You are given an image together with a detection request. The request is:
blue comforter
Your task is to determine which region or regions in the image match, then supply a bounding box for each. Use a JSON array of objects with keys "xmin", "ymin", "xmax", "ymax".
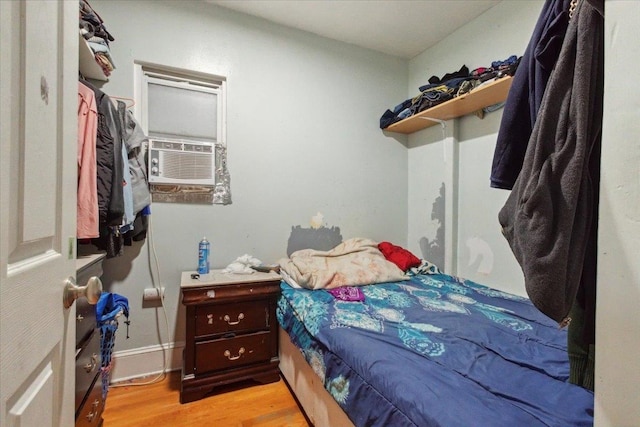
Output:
[{"xmin": 277, "ymin": 273, "xmax": 594, "ymax": 427}]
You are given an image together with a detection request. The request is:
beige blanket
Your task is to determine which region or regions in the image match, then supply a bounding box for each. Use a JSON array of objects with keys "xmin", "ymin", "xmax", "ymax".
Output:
[{"xmin": 278, "ymin": 237, "xmax": 408, "ymax": 290}]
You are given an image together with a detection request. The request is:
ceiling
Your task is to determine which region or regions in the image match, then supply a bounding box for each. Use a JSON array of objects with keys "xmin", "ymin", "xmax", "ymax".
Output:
[{"xmin": 208, "ymin": 0, "xmax": 501, "ymax": 59}]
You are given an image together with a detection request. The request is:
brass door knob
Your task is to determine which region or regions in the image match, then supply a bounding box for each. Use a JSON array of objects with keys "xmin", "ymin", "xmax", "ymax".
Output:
[{"xmin": 63, "ymin": 276, "xmax": 102, "ymax": 309}]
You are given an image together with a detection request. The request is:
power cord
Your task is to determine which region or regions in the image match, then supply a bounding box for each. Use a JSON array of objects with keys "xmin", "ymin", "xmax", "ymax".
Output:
[{"xmin": 110, "ymin": 212, "xmax": 172, "ymax": 388}]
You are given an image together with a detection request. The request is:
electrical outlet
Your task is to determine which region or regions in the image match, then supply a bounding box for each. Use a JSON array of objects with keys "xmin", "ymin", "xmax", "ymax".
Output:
[{"xmin": 143, "ymin": 287, "xmax": 165, "ymax": 301}]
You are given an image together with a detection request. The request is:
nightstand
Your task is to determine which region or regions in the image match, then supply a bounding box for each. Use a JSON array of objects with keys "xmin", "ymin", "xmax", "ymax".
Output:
[{"xmin": 180, "ymin": 270, "xmax": 282, "ymax": 403}]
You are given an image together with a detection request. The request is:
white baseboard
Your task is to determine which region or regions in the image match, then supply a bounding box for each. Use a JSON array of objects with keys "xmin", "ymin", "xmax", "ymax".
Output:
[{"xmin": 109, "ymin": 341, "xmax": 185, "ymax": 383}]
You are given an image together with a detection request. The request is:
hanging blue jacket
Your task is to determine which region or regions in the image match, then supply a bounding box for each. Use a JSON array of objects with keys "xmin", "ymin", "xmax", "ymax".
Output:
[{"xmin": 490, "ymin": 0, "xmax": 572, "ymax": 189}]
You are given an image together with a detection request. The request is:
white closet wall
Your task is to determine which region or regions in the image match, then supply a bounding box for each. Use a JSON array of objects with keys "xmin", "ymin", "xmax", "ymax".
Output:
[{"xmin": 595, "ymin": 1, "xmax": 640, "ymax": 425}]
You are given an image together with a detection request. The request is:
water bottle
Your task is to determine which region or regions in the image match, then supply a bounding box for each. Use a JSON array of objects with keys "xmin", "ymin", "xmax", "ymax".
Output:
[{"xmin": 198, "ymin": 237, "xmax": 210, "ymax": 274}]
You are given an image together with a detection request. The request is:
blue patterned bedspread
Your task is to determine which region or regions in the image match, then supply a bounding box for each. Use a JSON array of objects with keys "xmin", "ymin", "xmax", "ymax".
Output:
[{"xmin": 277, "ymin": 273, "xmax": 594, "ymax": 427}]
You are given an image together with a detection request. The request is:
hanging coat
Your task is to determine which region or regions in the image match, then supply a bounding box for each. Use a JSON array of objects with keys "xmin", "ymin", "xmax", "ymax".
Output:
[
  {"xmin": 498, "ymin": 0, "xmax": 604, "ymax": 325},
  {"xmin": 490, "ymin": 0, "xmax": 572, "ymax": 190},
  {"xmin": 117, "ymin": 101, "xmax": 151, "ymax": 215}
]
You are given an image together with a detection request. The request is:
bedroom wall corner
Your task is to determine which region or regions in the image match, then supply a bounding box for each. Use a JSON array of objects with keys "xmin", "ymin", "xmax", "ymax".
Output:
[{"xmin": 406, "ymin": 1, "xmax": 543, "ymax": 295}]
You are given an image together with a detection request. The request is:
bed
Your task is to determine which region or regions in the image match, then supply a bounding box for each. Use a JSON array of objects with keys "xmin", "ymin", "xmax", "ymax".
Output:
[{"xmin": 277, "ymin": 271, "xmax": 594, "ymax": 426}]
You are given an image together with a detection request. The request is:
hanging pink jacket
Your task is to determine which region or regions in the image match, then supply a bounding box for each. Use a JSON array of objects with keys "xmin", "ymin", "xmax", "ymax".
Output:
[{"xmin": 77, "ymin": 82, "xmax": 99, "ymax": 238}]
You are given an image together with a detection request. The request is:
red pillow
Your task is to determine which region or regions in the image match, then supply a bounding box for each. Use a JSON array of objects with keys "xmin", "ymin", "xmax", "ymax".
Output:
[{"xmin": 378, "ymin": 242, "xmax": 421, "ymax": 271}]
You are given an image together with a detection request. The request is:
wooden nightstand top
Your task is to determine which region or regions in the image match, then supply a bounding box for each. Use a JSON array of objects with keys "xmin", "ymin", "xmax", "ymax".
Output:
[{"xmin": 180, "ymin": 269, "xmax": 281, "ymax": 289}]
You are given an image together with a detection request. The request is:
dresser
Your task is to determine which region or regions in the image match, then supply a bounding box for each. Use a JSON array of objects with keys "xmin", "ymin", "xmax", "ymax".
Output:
[
  {"xmin": 75, "ymin": 251, "xmax": 106, "ymax": 426},
  {"xmin": 180, "ymin": 270, "xmax": 282, "ymax": 403}
]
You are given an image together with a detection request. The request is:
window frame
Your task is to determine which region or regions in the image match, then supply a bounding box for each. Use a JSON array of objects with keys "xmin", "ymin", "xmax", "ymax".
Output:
[
  {"xmin": 133, "ymin": 62, "xmax": 232, "ymax": 204},
  {"xmin": 133, "ymin": 62, "xmax": 227, "ymax": 146}
]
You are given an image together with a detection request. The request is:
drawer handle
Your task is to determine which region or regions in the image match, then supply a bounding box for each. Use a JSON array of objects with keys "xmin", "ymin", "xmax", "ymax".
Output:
[
  {"xmin": 223, "ymin": 347, "xmax": 245, "ymax": 361},
  {"xmin": 85, "ymin": 399, "xmax": 100, "ymax": 422},
  {"xmin": 84, "ymin": 353, "xmax": 98, "ymax": 373},
  {"xmin": 223, "ymin": 313, "xmax": 244, "ymax": 325}
]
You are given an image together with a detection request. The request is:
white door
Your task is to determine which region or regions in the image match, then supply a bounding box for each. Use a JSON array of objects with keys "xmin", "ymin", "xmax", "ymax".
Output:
[{"xmin": 0, "ymin": 1, "xmax": 78, "ymax": 426}]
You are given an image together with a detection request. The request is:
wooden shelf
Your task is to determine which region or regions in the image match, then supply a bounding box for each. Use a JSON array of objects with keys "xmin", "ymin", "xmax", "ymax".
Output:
[
  {"xmin": 79, "ymin": 33, "xmax": 108, "ymax": 81},
  {"xmin": 384, "ymin": 76, "xmax": 513, "ymax": 134}
]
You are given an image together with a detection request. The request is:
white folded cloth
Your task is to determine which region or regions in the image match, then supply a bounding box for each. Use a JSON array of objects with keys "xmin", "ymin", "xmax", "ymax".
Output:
[{"xmin": 222, "ymin": 254, "xmax": 262, "ymax": 274}]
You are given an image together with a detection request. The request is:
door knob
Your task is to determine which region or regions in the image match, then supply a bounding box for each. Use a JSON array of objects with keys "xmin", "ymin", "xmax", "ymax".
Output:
[{"xmin": 63, "ymin": 276, "xmax": 102, "ymax": 309}]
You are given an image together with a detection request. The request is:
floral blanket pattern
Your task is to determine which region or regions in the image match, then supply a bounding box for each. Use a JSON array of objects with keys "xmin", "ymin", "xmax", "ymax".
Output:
[{"xmin": 277, "ymin": 273, "xmax": 594, "ymax": 427}]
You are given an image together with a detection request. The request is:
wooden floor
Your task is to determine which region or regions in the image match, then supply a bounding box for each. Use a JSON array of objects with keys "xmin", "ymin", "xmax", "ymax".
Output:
[{"xmin": 102, "ymin": 372, "xmax": 310, "ymax": 427}]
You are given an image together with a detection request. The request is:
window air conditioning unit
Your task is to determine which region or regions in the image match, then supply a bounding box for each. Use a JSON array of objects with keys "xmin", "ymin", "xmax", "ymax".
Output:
[{"xmin": 148, "ymin": 138, "xmax": 216, "ymax": 186}]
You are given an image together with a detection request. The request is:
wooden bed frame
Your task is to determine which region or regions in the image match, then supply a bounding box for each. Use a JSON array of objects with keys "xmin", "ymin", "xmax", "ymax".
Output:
[{"xmin": 278, "ymin": 327, "xmax": 355, "ymax": 427}]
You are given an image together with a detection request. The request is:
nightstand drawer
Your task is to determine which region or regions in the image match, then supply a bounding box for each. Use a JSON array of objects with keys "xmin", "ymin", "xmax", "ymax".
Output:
[
  {"xmin": 76, "ymin": 297, "xmax": 97, "ymax": 348},
  {"xmin": 75, "ymin": 329, "xmax": 101, "ymax": 410},
  {"xmin": 195, "ymin": 331, "xmax": 271, "ymax": 374},
  {"xmin": 195, "ymin": 300, "xmax": 269, "ymax": 337},
  {"xmin": 76, "ymin": 376, "xmax": 105, "ymax": 427}
]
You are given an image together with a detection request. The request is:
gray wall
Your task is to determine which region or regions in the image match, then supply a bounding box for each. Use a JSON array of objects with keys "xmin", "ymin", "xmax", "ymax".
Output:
[{"xmin": 92, "ymin": 0, "xmax": 408, "ymax": 359}]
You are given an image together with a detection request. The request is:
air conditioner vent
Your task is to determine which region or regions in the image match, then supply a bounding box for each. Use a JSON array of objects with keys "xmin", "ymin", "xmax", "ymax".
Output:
[
  {"xmin": 148, "ymin": 138, "xmax": 215, "ymax": 186},
  {"xmin": 161, "ymin": 152, "xmax": 213, "ymax": 180}
]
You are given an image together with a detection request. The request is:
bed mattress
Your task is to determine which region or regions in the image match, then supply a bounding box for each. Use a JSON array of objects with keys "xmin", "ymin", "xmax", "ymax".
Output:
[{"xmin": 277, "ymin": 273, "xmax": 594, "ymax": 427}]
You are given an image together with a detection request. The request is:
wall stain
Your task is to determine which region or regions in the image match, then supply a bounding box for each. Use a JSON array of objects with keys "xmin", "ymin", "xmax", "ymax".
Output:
[
  {"xmin": 419, "ymin": 182, "xmax": 445, "ymax": 269},
  {"xmin": 287, "ymin": 225, "xmax": 343, "ymax": 257},
  {"xmin": 466, "ymin": 236, "xmax": 494, "ymax": 275}
]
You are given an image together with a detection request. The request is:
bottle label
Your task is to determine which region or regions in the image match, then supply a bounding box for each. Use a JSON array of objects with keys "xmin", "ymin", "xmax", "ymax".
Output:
[{"xmin": 198, "ymin": 242, "xmax": 210, "ymax": 274}]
